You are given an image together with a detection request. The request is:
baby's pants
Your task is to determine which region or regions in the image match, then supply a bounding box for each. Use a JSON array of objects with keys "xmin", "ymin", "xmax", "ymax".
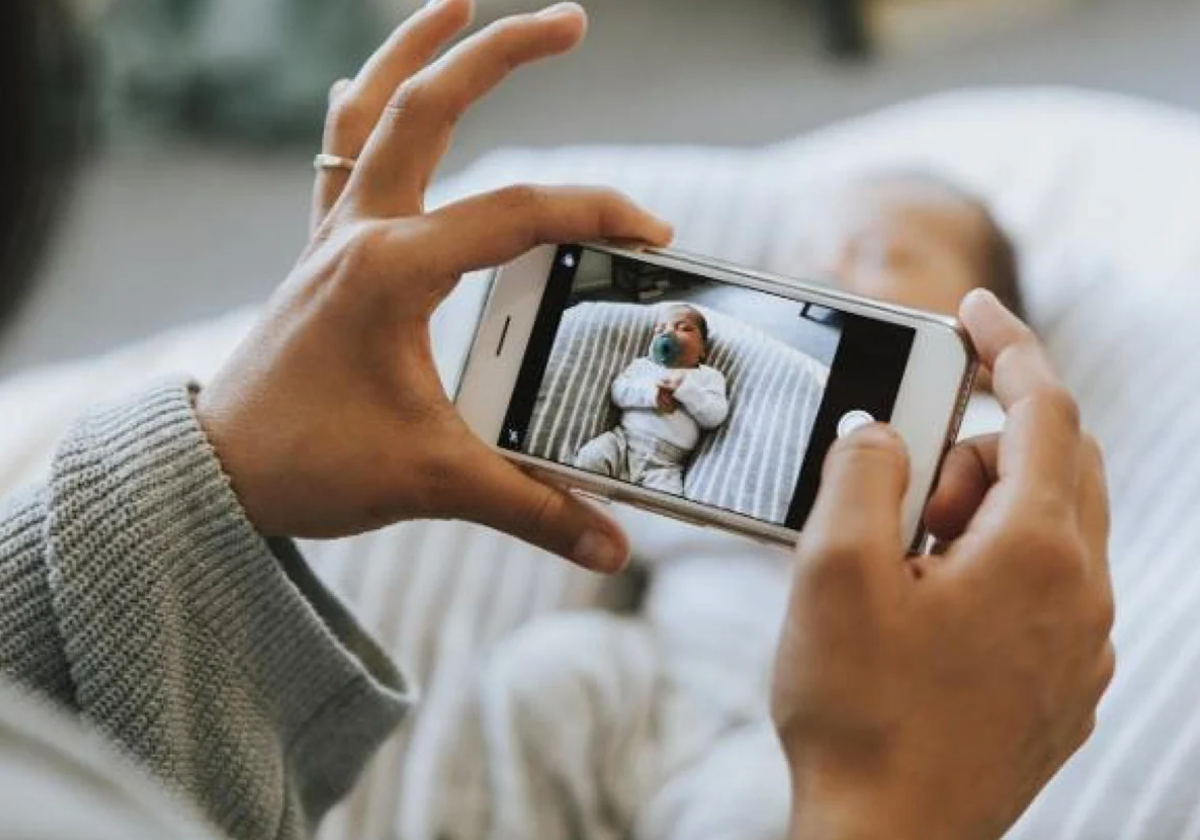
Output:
[
  {"xmin": 456, "ymin": 612, "xmax": 791, "ymax": 840},
  {"xmin": 575, "ymin": 427, "xmax": 688, "ymax": 495}
]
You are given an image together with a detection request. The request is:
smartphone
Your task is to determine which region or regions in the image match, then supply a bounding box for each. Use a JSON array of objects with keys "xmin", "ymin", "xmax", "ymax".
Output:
[{"xmin": 456, "ymin": 243, "xmax": 976, "ymax": 551}]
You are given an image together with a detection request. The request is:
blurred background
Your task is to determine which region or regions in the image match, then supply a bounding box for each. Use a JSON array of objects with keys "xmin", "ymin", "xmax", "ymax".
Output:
[{"xmin": 3, "ymin": 0, "xmax": 1198, "ymax": 377}]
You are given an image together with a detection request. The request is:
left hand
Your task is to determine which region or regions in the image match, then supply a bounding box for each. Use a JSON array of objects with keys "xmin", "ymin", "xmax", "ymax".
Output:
[
  {"xmin": 197, "ymin": 0, "xmax": 672, "ymax": 573},
  {"xmin": 655, "ymin": 386, "xmax": 679, "ymax": 413}
]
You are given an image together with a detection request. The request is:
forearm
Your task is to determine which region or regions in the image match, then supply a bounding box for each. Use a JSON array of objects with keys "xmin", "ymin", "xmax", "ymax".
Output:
[
  {"xmin": 0, "ymin": 487, "xmax": 73, "ymax": 705},
  {"xmin": 611, "ymin": 367, "xmax": 659, "ymax": 409},
  {"xmin": 0, "ymin": 383, "xmax": 412, "ymax": 840},
  {"xmin": 783, "ymin": 749, "xmax": 1011, "ymax": 840},
  {"xmin": 672, "ymin": 376, "xmax": 729, "ymax": 428}
]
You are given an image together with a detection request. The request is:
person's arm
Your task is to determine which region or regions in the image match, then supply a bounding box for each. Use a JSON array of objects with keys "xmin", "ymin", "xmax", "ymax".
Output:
[
  {"xmin": 2, "ymin": 1, "xmax": 674, "ymax": 835},
  {"xmin": 0, "ymin": 383, "xmax": 412, "ymax": 839},
  {"xmin": 670, "ymin": 367, "xmax": 729, "ymax": 429},
  {"xmin": 611, "ymin": 359, "xmax": 660, "ymax": 410},
  {"xmin": 772, "ymin": 290, "xmax": 1114, "ymax": 840}
]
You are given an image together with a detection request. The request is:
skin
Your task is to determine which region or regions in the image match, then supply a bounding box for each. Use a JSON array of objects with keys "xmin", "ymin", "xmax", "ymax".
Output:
[
  {"xmin": 198, "ymin": 0, "xmax": 673, "ymax": 572},
  {"xmin": 774, "ymin": 290, "xmax": 1113, "ymax": 840},
  {"xmin": 651, "ymin": 304, "xmax": 706, "ymax": 413},
  {"xmin": 805, "ymin": 175, "xmax": 993, "ymax": 316},
  {"xmin": 193, "ymin": 3, "xmax": 1114, "ymax": 839},
  {"xmin": 808, "ymin": 175, "xmax": 1004, "ymax": 391}
]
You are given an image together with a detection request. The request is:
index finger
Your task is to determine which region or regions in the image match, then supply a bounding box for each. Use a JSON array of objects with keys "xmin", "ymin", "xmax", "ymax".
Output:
[
  {"xmin": 958, "ymin": 289, "xmax": 1081, "ymax": 495},
  {"xmin": 314, "ymin": 0, "xmax": 474, "ymax": 216},
  {"xmin": 415, "ymin": 184, "xmax": 673, "ymax": 275},
  {"xmin": 331, "ymin": 0, "xmax": 474, "ymax": 159},
  {"xmin": 352, "ymin": 0, "xmax": 474, "ymax": 113},
  {"xmin": 354, "ymin": 3, "xmax": 588, "ymax": 213}
]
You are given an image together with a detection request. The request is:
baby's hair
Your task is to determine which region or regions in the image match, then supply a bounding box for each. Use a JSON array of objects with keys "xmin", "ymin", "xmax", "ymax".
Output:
[
  {"xmin": 858, "ymin": 170, "xmax": 1025, "ymax": 319},
  {"xmin": 661, "ymin": 303, "xmax": 710, "ymax": 347}
]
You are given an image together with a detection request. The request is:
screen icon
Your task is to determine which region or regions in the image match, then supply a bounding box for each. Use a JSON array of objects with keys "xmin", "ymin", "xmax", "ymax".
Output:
[
  {"xmin": 506, "ymin": 428, "xmax": 522, "ymax": 447},
  {"xmin": 562, "ymin": 253, "xmax": 577, "ymax": 269}
]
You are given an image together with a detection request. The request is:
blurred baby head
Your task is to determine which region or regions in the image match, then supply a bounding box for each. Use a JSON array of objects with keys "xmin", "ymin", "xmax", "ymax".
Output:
[
  {"xmin": 794, "ymin": 171, "xmax": 1023, "ymax": 319},
  {"xmin": 651, "ymin": 303, "xmax": 709, "ymax": 368}
]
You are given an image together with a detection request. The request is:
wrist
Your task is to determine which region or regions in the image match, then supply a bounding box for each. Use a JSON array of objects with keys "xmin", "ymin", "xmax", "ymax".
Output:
[
  {"xmin": 788, "ymin": 791, "xmax": 898, "ymax": 840},
  {"xmin": 785, "ymin": 756, "xmax": 943, "ymax": 840},
  {"xmin": 786, "ymin": 761, "xmax": 1002, "ymax": 840},
  {"xmin": 193, "ymin": 384, "xmax": 276, "ymax": 537},
  {"xmin": 787, "ymin": 764, "xmax": 894, "ymax": 840}
]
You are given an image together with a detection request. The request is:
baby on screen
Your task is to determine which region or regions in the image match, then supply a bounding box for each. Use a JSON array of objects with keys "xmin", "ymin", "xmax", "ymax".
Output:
[{"xmin": 573, "ymin": 303, "xmax": 729, "ymax": 495}]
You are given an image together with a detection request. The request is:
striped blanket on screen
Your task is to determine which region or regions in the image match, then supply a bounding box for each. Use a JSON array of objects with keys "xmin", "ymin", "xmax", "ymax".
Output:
[{"xmin": 524, "ymin": 301, "xmax": 828, "ymax": 525}]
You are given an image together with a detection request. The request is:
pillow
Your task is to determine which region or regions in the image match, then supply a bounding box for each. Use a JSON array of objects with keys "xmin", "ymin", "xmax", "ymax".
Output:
[{"xmin": 1005, "ymin": 277, "xmax": 1200, "ymax": 840}]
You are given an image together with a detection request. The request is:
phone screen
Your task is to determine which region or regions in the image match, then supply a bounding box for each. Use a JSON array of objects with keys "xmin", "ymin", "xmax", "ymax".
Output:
[{"xmin": 498, "ymin": 245, "xmax": 915, "ymax": 530}]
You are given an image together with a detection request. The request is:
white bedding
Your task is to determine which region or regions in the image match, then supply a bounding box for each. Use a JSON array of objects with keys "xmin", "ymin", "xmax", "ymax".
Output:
[{"xmin": 2, "ymin": 87, "xmax": 1200, "ymax": 840}]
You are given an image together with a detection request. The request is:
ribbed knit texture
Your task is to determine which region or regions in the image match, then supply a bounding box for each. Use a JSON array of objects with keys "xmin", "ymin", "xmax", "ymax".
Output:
[{"xmin": 0, "ymin": 382, "xmax": 413, "ymax": 840}]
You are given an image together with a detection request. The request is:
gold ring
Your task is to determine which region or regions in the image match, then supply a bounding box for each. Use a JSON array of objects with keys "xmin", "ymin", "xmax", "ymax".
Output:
[{"xmin": 314, "ymin": 153, "xmax": 357, "ymax": 172}]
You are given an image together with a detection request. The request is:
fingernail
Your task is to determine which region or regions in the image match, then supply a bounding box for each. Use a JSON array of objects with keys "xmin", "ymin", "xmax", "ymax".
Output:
[
  {"xmin": 536, "ymin": 1, "xmax": 582, "ymax": 18},
  {"xmin": 329, "ymin": 79, "xmax": 351, "ymax": 102},
  {"xmin": 962, "ymin": 287, "xmax": 999, "ymax": 313},
  {"xmin": 573, "ymin": 529, "xmax": 626, "ymax": 573}
]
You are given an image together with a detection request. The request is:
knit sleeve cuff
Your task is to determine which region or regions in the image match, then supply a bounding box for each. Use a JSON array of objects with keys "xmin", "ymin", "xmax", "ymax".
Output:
[{"xmin": 43, "ymin": 381, "xmax": 412, "ymax": 816}]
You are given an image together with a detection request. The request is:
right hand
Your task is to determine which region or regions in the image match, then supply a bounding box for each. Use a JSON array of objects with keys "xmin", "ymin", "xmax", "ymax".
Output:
[
  {"xmin": 656, "ymin": 385, "xmax": 680, "ymax": 413},
  {"xmin": 771, "ymin": 289, "xmax": 1114, "ymax": 840}
]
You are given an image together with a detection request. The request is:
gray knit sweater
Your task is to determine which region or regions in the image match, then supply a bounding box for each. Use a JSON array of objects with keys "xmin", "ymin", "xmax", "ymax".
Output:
[{"xmin": 0, "ymin": 383, "xmax": 413, "ymax": 839}]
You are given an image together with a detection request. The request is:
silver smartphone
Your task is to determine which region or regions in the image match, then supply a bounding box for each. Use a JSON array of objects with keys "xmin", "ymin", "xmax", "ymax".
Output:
[{"xmin": 456, "ymin": 243, "xmax": 976, "ymax": 550}]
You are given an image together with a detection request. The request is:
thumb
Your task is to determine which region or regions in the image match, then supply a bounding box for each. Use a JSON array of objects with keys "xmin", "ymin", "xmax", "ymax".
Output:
[
  {"xmin": 455, "ymin": 451, "xmax": 631, "ymax": 574},
  {"xmin": 800, "ymin": 423, "xmax": 911, "ymax": 580},
  {"xmin": 923, "ymin": 434, "xmax": 999, "ymax": 543},
  {"xmin": 418, "ymin": 185, "xmax": 674, "ymax": 278}
]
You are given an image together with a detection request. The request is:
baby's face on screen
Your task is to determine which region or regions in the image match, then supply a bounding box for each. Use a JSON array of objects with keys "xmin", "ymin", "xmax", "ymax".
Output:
[{"xmin": 650, "ymin": 305, "xmax": 707, "ymax": 369}]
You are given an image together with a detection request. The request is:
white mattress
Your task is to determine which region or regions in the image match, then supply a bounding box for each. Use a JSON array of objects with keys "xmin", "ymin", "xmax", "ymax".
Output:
[{"xmin": 2, "ymin": 87, "xmax": 1199, "ymax": 840}]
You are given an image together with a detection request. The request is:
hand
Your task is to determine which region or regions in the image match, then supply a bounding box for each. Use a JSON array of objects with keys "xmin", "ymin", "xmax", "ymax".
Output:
[
  {"xmin": 771, "ymin": 289, "xmax": 1114, "ymax": 840},
  {"xmin": 196, "ymin": 0, "xmax": 672, "ymax": 573},
  {"xmin": 655, "ymin": 386, "xmax": 680, "ymax": 413},
  {"xmin": 659, "ymin": 371, "xmax": 684, "ymax": 390}
]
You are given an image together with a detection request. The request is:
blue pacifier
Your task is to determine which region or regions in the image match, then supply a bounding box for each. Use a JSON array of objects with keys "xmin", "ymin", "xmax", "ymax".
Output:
[{"xmin": 651, "ymin": 333, "xmax": 682, "ymax": 366}]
